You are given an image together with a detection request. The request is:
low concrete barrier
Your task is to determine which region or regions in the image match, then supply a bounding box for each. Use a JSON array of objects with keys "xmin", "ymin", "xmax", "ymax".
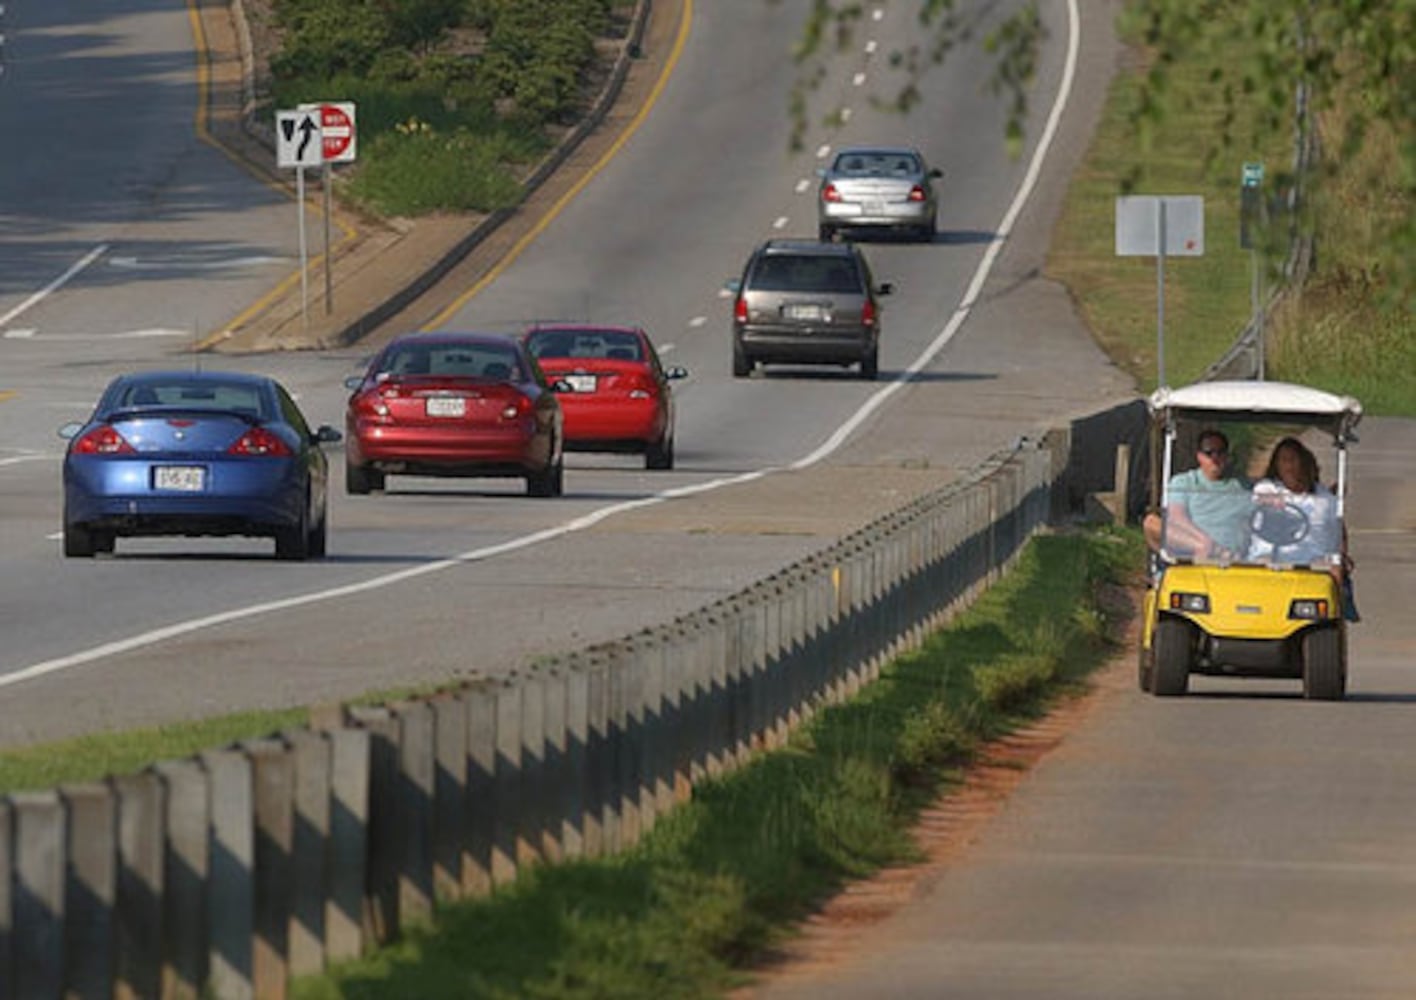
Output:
[{"xmin": 0, "ymin": 407, "xmax": 1146, "ymax": 997}]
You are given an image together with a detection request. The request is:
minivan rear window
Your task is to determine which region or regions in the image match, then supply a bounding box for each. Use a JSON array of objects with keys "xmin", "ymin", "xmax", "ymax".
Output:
[{"xmin": 750, "ymin": 255, "xmax": 861, "ymax": 294}]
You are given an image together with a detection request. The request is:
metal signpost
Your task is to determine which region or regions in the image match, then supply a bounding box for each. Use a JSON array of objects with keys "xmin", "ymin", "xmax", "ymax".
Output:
[
  {"xmin": 299, "ymin": 102, "xmax": 358, "ymax": 314},
  {"xmin": 276, "ymin": 109, "xmax": 323, "ymax": 331},
  {"xmin": 1116, "ymin": 195, "xmax": 1205, "ymax": 388},
  {"xmin": 1241, "ymin": 162, "xmax": 1266, "ymax": 379}
]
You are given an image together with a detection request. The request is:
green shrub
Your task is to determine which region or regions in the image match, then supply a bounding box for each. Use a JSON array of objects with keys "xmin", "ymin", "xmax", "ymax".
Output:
[{"xmin": 344, "ymin": 124, "xmax": 531, "ymax": 216}]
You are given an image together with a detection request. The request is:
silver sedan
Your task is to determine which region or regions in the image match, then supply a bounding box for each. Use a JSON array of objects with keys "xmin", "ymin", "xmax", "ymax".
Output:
[{"xmin": 817, "ymin": 146, "xmax": 942, "ymax": 243}]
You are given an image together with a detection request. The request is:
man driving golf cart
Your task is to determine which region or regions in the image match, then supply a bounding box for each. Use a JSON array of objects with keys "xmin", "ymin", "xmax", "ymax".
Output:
[{"xmin": 1139, "ymin": 381, "xmax": 1362, "ymax": 700}]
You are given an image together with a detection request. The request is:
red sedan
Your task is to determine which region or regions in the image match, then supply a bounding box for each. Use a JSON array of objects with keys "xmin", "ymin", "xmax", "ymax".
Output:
[
  {"xmin": 344, "ymin": 332, "xmax": 564, "ymax": 497},
  {"xmin": 521, "ymin": 324, "xmax": 687, "ymax": 470}
]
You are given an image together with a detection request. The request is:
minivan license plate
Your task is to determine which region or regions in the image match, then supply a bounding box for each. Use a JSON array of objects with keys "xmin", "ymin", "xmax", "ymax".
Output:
[
  {"xmin": 784, "ymin": 304, "xmax": 826, "ymax": 321},
  {"xmin": 154, "ymin": 466, "xmax": 205, "ymax": 491}
]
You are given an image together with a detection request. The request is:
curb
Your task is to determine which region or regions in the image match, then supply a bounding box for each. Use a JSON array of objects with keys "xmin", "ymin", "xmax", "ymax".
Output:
[{"xmin": 207, "ymin": 0, "xmax": 658, "ymax": 352}]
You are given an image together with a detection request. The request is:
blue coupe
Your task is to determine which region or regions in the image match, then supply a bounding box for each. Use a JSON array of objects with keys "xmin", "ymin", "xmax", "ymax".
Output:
[{"xmin": 60, "ymin": 371, "xmax": 342, "ymax": 560}]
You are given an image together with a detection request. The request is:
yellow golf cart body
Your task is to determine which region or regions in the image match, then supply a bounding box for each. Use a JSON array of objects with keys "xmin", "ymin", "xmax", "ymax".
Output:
[{"xmin": 1139, "ymin": 381, "xmax": 1362, "ymax": 699}]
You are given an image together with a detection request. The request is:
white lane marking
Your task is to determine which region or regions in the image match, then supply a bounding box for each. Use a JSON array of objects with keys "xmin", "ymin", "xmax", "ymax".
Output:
[
  {"xmin": 840, "ymin": 107, "xmax": 853, "ymax": 122},
  {"xmin": 793, "ymin": 0, "xmax": 1080, "ymax": 469},
  {"xmin": 795, "ymin": 179, "xmax": 811, "ymax": 194},
  {"xmin": 0, "ymin": 0, "xmax": 1084, "ymax": 691},
  {"xmin": 690, "ymin": 316, "xmax": 708, "ymax": 328},
  {"xmin": 0, "ymin": 245, "xmax": 108, "ymax": 327},
  {"xmin": 772, "ymin": 216, "xmax": 789, "ymax": 230},
  {"xmin": 109, "ymin": 255, "xmax": 287, "ymax": 270},
  {"xmin": 865, "ymin": 40, "xmax": 878, "ymax": 55},
  {"xmin": 0, "ymin": 453, "xmax": 54, "ymax": 468},
  {"xmin": 872, "ymin": 8, "xmax": 884, "ymax": 21},
  {"xmin": 853, "ymin": 72, "xmax": 867, "ymax": 86},
  {"xmin": 717, "ymin": 287, "xmax": 733, "ymax": 298},
  {"xmin": 3, "ymin": 328, "xmax": 36, "ymax": 339},
  {"xmin": 45, "ymin": 532, "xmax": 62, "ymax": 540},
  {"xmin": 816, "ymin": 144, "xmax": 831, "ymax": 159},
  {"xmin": 660, "ymin": 342, "xmax": 679, "ymax": 351}
]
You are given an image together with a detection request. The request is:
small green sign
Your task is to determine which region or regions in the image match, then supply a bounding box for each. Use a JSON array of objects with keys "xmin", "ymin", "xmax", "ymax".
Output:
[{"xmin": 1242, "ymin": 162, "xmax": 1264, "ymax": 188}]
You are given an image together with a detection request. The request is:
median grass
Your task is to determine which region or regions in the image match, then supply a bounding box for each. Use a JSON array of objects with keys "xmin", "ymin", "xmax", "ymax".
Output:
[{"xmin": 290, "ymin": 526, "xmax": 1143, "ymax": 1000}]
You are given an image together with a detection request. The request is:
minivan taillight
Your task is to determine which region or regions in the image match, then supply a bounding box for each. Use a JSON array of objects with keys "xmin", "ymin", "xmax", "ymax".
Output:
[
  {"xmin": 908, "ymin": 184, "xmax": 927, "ymax": 202},
  {"xmin": 861, "ymin": 299, "xmax": 877, "ymax": 327},
  {"xmin": 822, "ymin": 183, "xmax": 842, "ymax": 203},
  {"xmin": 73, "ymin": 426, "xmax": 135, "ymax": 455},
  {"xmin": 734, "ymin": 297, "xmax": 748, "ymax": 324}
]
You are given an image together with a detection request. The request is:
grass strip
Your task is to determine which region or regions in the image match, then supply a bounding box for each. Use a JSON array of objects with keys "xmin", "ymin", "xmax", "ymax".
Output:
[{"xmin": 292, "ymin": 526, "xmax": 1144, "ymax": 1000}]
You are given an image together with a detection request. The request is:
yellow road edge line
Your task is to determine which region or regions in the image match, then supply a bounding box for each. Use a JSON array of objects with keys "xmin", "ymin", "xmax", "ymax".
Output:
[
  {"xmin": 424, "ymin": 0, "xmax": 694, "ymax": 331},
  {"xmin": 185, "ymin": 0, "xmax": 357, "ymax": 348},
  {"xmin": 0, "ymin": 390, "xmax": 17, "ymax": 404}
]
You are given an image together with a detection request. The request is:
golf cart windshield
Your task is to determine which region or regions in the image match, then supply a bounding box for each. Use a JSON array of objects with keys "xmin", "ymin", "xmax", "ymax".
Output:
[{"xmin": 1149, "ymin": 381, "xmax": 1362, "ymax": 569}]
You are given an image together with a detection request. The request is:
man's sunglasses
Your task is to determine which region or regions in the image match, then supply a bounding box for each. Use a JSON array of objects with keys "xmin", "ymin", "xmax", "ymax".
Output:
[{"xmin": 1199, "ymin": 447, "xmax": 1228, "ymax": 458}]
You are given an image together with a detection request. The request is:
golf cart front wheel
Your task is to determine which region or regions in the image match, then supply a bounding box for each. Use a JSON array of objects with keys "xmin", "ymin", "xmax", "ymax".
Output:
[{"xmin": 1151, "ymin": 618, "xmax": 1194, "ymax": 697}]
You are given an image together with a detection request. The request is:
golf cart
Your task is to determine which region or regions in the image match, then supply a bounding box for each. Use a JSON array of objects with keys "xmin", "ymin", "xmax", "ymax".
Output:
[{"xmin": 1139, "ymin": 380, "xmax": 1363, "ymax": 699}]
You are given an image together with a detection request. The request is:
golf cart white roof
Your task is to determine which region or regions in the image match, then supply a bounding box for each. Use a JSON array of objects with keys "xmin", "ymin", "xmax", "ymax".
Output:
[{"xmin": 1149, "ymin": 380, "xmax": 1363, "ymax": 437}]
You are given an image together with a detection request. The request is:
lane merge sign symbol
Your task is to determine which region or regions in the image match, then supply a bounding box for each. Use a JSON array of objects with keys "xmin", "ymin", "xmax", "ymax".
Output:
[
  {"xmin": 298, "ymin": 101, "xmax": 358, "ymax": 163},
  {"xmin": 276, "ymin": 110, "xmax": 322, "ymax": 168}
]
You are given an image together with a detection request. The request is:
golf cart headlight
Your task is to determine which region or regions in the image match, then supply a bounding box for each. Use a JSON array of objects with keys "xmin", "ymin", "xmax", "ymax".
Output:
[
  {"xmin": 1169, "ymin": 592, "xmax": 1210, "ymax": 613},
  {"xmin": 1289, "ymin": 599, "xmax": 1330, "ymax": 620}
]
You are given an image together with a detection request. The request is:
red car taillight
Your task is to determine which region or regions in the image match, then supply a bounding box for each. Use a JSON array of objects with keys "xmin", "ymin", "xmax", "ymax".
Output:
[
  {"xmin": 501, "ymin": 394, "xmax": 533, "ymax": 420},
  {"xmin": 734, "ymin": 297, "xmax": 748, "ymax": 323},
  {"xmin": 821, "ymin": 182, "xmax": 842, "ymax": 203},
  {"xmin": 352, "ymin": 389, "xmax": 391, "ymax": 420},
  {"xmin": 625, "ymin": 375, "xmax": 658, "ymax": 400},
  {"xmin": 908, "ymin": 184, "xmax": 927, "ymax": 202},
  {"xmin": 228, "ymin": 427, "xmax": 292, "ymax": 457},
  {"xmin": 73, "ymin": 426, "xmax": 135, "ymax": 455},
  {"xmin": 861, "ymin": 299, "xmax": 877, "ymax": 327}
]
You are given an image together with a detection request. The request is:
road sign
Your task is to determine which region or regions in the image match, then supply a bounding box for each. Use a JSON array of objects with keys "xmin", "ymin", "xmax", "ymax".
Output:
[
  {"xmin": 1242, "ymin": 162, "xmax": 1264, "ymax": 188},
  {"xmin": 276, "ymin": 110, "xmax": 322, "ymax": 168},
  {"xmin": 1115, "ymin": 196, "xmax": 1205, "ymax": 256},
  {"xmin": 300, "ymin": 101, "xmax": 357, "ymax": 163}
]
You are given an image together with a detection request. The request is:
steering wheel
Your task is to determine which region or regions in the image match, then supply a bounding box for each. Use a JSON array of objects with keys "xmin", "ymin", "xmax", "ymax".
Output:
[{"xmin": 1250, "ymin": 501, "xmax": 1311, "ymax": 546}]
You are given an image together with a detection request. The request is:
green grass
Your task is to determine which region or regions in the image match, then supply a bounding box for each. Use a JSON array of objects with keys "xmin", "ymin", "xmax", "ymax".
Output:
[
  {"xmin": 0, "ymin": 708, "xmax": 307, "ymax": 794},
  {"xmin": 1047, "ymin": 6, "xmax": 1413, "ymax": 414},
  {"xmin": 291, "ymin": 527, "xmax": 1144, "ymax": 1000}
]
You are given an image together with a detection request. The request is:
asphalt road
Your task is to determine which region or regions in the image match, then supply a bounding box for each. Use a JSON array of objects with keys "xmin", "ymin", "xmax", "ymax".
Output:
[
  {"xmin": 0, "ymin": 0, "xmax": 1136, "ymax": 745},
  {"xmin": 752, "ymin": 416, "xmax": 1416, "ymax": 999}
]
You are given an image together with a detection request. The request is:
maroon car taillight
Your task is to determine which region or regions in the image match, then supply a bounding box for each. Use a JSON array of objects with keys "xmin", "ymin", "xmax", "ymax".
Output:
[
  {"xmin": 352, "ymin": 390, "xmax": 391, "ymax": 421},
  {"xmin": 73, "ymin": 425, "xmax": 135, "ymax": 455},
  {"xmin": 501, "ymin": 394, "xmax": 533, "ymax": 420},
  {"xmin": 228, "ymin": 427, "xmax": 292, "ymax": 457},
  {"xmin": 734, "ymin": 297, "xmax": 748, "ymax": 323},
  {"xmin": 908, "ymin": 184, "xmax": 927, "ymax": 202},
  {"xmin": 861, "ymin": 299, "xmax": 877, "ymax": 327},
  {"xmin": 821, "ymin": 182, "xmax": 842, "ymax": 203}
]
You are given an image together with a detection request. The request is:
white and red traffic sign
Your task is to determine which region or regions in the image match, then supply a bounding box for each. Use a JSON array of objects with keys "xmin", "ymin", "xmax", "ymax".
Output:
[{"xmin": 299, "ymin": 101, "xmax": 357, "ymax": 163}]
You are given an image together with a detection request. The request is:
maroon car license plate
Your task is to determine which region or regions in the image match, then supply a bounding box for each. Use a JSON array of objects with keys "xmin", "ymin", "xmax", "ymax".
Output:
[
  {"xmin": 154, "ymin": 466, "xmax": 205, "ymax": 491},
  {"xmin": 425, "ymin": 397, "xmax": 467, "ymax": 418}
]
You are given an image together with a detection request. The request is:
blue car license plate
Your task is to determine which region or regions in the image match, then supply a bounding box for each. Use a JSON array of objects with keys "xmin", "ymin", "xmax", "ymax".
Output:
[{"xmin": 154, "ymin": 466, "xmax": 205, "ymax": 491}]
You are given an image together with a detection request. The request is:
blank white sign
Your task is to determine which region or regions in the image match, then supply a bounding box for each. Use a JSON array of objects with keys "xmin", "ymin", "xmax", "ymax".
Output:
[{"xmin": 1116, "ymin": 196, "xmax": 1205, "ymax": 256}]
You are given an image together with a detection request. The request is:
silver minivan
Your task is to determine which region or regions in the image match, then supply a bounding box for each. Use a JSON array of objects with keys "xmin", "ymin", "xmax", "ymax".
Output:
[{"xmin": 727, "ymin": 239, "xmax": 892, "ymax": 380}]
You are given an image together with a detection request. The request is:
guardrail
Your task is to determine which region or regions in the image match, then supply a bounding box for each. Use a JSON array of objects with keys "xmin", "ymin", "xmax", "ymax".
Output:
[{"xmin": 0, "ymin": 404, "xmax": 1144, "ymax": 999}]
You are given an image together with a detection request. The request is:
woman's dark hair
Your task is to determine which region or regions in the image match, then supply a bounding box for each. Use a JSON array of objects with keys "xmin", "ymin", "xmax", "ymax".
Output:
[{"xmin": 1263, "ymin": 436, "xmax": 1320, "ymax": 491}]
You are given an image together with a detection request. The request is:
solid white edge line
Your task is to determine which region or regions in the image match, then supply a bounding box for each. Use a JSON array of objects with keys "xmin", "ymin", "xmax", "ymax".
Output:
[
  {"xmin": 0, "ymin": 245, "xmax": 108, "ymax": 328},
  {"xmin": 2, "ymin": 1, "xmax": 1081, "ymax": 689},
  {"xmin": 791, "ymin": 0, "xmax": 1079, "ymax": 471}
]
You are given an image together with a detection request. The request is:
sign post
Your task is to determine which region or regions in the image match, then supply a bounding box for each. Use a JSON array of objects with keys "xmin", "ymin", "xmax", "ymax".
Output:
[
  {"xmin": 276, "ymin": 109, "xmax": 323, "ymax": 332},
  {"xmin": 1241, "ymin": 162, "xmax": 1266, "ymax": 379},
  {"xmin": 299, "ymin": 102, "xmax": 358, "ymax": 315},
  {"xmin": 1115, "ymin": 195, "xmax": 1205, "ymax": 388}
]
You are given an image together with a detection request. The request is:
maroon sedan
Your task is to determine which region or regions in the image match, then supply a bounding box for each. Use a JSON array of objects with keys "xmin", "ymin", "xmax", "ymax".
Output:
[
  {"xmin": 522, "ymin": 324, "xmax": 687, "ymax": 470},
  {"xmin": 344, "ymin": 332, "xmax": 564, "ymax": 497}
]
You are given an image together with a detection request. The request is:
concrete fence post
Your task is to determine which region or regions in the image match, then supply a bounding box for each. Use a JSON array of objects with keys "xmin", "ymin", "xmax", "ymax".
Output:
[
  {"xmin": 539, "ymin": 667, "xmax": 568, "ymax": 864},
  {"xmin": 282, "ymin": 730, "xmax": 332, "ymax": 979},
  {"xmin": 561, "ymin": 665, "xmax": 589, "ymax": 859},
  {"xmin": 389, "ymin": 701, "xmax": 435, "ymax": 927},
  {"xmin": 343, "ymin": 706, "xmax": 399, "ymax": 947},
  {"xmin": 516, "ymin": 674, "xmax": 547, "ymax": 871},
  {"xmin": 584, "ymin": 657, "xmax": 613, "ymax": 858},
  {"xmin": 200, "ymin": 749, "xmax": 254, "ymax": 1000},
  {"xmin": 490, "ymin": 679, "xmax": 523, "ymax": 887},
  {"xmin": 243, "ymin": 740, "xmax": 293, "ymax": 1000},
  {"xmin": 431, "ymin": 695, "xmax": 468, "ymax": 904},
  {"xmin": 60, "ymin": 782, "xmax": 115, "ymax": 1000},
  {"xmin": 613, "ymin": 642, "xmax": 644, "ymax": 850},
  {"xmin": 325, "ymin": 728, "xmax": 368, "ymax": 964},
  {"xmin": 112, "ymin": 771, "xmax": 165, "ymax": 1000},
  {"xmin": 11, "ymin": 790, "xmax": 65, "ymax": 1000},
  {"xmin": 636, "ymin": 636, "xmax": 664, "ymax": 835},
  {"xmin": 154, "ymin": 758, "xmax": 210, "ymax": 999},
  {"xmin": 0, "ymin": 798, "xmax": 12, "ymax": 999},
  {"xmin": 461, "ymin": 684, "xmax": 496, "ymax": 897}
]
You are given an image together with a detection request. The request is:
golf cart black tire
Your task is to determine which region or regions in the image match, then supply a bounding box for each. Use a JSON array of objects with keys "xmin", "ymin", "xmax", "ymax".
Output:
[
  {"xmin": 1151, "ymin": 618, "xmax": 1193, "ymax": 697},
  {"xmin": 1302, "ymin": 625, "xmax": 1346, "ymax": 701}
]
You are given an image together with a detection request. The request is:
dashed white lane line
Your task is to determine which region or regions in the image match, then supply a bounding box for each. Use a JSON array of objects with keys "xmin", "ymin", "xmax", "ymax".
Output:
[
  {"xmin": 5, "ymin": 329, "xmax": 192, "ymax": 341},
  {"xmin": 688, "ymin": 316, "xmax": 707, "ymax": 328},
  {"xmin": 795, "ymin": 179, "xmax": 811, "ymax": 194},
  {"xmin": 871, "ymin": 8, "xmax": 883, "ymax": 21},
  {"xmin": 0, "ymin": 0, "xmax": 1086, "ymax": 693},
  {"xmin": 815, "ymin": 144, "xmax": 831, "ymax": 159},
  {"xmin": 0, "ymin": 244, "xmax": 108, "ymax": 327},
  {"xmin": 772, "ymin": 216, "xmax": 789, "ymax": 229},
  {"xmin": 3, "ymin": 328, "xmax": 35, "ymax": 339},
  {"xmin": 840, "ymin": 107, "xmax": 853, "ymax": 122},
  {"xmin": 865, "ymin": 39, "xmax": 878, "ymax": 55},
  {"xmin": 853, "ymin": 72, "xmax": 867, "ymax": 86}
]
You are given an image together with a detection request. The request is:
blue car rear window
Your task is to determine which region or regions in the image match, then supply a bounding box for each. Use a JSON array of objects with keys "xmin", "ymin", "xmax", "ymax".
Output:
[{"xmin": 119, "ymin": 382, "xmax": 268, "ymax": 417}]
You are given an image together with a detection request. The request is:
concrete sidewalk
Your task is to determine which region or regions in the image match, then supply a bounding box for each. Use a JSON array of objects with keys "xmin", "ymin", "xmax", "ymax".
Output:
[{"xmin": 192, "ymin": 0, "xmax": 676, "ymax": 353}]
